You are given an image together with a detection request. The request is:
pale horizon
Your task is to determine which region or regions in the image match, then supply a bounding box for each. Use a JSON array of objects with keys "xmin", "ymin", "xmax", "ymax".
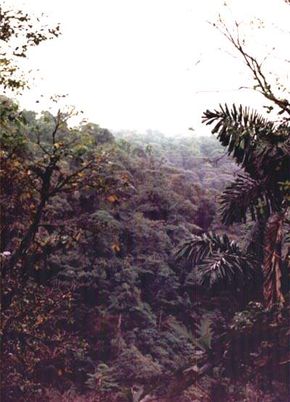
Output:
[{"xmin": 5, "ymin": 0, "xmax": 290, "ymax": 135}]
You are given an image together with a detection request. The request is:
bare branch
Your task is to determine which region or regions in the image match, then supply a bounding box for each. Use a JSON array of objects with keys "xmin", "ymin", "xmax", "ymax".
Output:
[{"xmin": 215, "ymin": 17, "xmax": 290, "ymax": 116}]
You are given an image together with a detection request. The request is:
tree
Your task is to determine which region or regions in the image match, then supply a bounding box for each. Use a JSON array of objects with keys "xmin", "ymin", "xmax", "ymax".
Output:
[
  {"xmin": 0, "ymin": 98, "xmax": 112, "ymax": 309},
  {"xmin": 0, "ymin": 3, "xmax": 60, "ymax": 91},
  {"xmin": 177, "ymin": 9, "xmax": 290, "ymax": 307}
]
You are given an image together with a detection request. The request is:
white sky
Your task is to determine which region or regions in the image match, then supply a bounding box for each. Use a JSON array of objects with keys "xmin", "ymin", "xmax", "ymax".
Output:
[{"xmin": 5, "ymin": 0, "xmax": 290, "ymax": 134}]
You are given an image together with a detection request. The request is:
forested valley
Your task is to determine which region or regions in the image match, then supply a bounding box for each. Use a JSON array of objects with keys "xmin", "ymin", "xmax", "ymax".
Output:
[{"xmin": 1, "ymin": 2, "xmax": 290, "ymax": 402}]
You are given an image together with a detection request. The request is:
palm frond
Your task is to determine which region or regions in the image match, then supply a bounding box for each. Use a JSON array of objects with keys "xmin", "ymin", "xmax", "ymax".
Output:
[
  {"xmin": 254, "ymin": 131, "xmax": 290, "ymax": 186},
  {"xmin": 176, "ymin": 232, "xmax": 257, "ymax": 290},
  {"xmin": 202, "ymin": 104, "xmax": 271, "ymax": 165},
  {"xmin": 175, "ymin": 232, "xmax": 240, "ymax": 265},
  {"xmin": 202, "ymin": 104, "xmax": 290, "ymax": 180},
  {"xmin": 220, "ymin": 173, "xmax": 280, "ymax": 224},
  {"xmin": 197, "ymin": 252, "xmax": 256, "ymax": 289}
]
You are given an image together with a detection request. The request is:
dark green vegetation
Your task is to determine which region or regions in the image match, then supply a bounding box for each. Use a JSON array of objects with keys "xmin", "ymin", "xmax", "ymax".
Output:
[
  {"xmin": 1, "ymin": 97, "xmax": 289, "ymax": 401},
  {"xmin": 1, "ymin": 3, "xmax": 290, "ymax": 402},
  {"xmin": 0, "ymin": 98, "xmax": 231, "ymax": 400}
]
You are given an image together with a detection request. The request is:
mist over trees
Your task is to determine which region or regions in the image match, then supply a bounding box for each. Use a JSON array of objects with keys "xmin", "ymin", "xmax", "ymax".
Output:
[{"xmin": 0, "ymin": 2, "xmax": 289, "ymax": 402}]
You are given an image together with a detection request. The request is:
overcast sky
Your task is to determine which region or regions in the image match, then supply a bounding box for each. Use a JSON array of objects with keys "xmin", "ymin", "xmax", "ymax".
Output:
[{"xmin": 6, "ymin": 0, "xmax": 290, "ymax": 134}]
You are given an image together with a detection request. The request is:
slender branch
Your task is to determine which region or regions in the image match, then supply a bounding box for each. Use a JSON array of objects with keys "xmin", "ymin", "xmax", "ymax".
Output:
[
  {"xmin": 49, "ymin": 159, "xmax": 94, "ymax": 196},
  {"xmin": 215, "ymin": 17, "xmax": 290, "ymax": 116}
]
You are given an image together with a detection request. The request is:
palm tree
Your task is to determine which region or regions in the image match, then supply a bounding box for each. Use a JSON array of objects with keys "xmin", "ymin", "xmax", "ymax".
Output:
[{"xmin": 177, "ymin": 104, "xmax": 289, "ymax": 307}]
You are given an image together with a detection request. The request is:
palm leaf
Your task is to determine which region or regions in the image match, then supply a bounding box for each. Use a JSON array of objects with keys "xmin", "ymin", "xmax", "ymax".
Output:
[
  {"xmin": 220, "ymin": 173, "xmax": 280, "ymax": 225},
  {"xmin": 175, "ymin": 232, "xmax": 240, "ymax": 265},
  {"xmin": 255, "ymin": 131, "xmax": 290, "ymax": 186},
  {"xmin": 197, "ymin": 252, "xmax": 256, "ymax": 289},
  {"xmin": 176, "ymin": 232, "xmax": 257, "ymax": 290},
  {"xmin": 202, "ymin": 104, "xmax": 271, "ymax": 171},
  {"xmin": 202, "ymin": 104, "xmax": 290, "ymax": 182}
]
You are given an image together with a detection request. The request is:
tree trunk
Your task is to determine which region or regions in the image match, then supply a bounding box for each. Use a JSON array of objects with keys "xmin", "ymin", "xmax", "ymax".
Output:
[
  {"xmin": 2, "ymin": 197, "xmax": 47, "ymax": 278},
  {"xmin": 262, "ymin": 212, "xmax": 286, "ymax": 308}
]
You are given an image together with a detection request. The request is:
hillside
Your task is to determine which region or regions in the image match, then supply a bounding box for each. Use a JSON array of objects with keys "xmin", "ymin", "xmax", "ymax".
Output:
[{"xmin": 1, "ymin": 99, "xmax": 289, "ymax": 402}]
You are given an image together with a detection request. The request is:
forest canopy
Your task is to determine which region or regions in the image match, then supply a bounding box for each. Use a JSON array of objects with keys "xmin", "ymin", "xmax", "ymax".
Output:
[{"xmin": 0, "ymin": 2, "xmax": 289, "ymax": 402}]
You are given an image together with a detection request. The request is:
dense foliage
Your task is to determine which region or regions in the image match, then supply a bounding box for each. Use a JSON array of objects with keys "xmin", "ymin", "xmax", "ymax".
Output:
[
  {"xmin": 0, "ymin": 97, "xmax": 241, "ymax": 401},
  {"xmin": 1, "ymin": 97, "xmax": 289, "ymax": 401},
  {"xmin": 1, "ymin": 3, "xmax": 289, "ymax": 402}
]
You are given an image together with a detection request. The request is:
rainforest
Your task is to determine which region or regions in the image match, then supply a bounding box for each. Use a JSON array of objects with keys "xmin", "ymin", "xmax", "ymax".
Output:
[{"xmin": 1, "ymin": 2, "xmax": 290, "ymax": 401}]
